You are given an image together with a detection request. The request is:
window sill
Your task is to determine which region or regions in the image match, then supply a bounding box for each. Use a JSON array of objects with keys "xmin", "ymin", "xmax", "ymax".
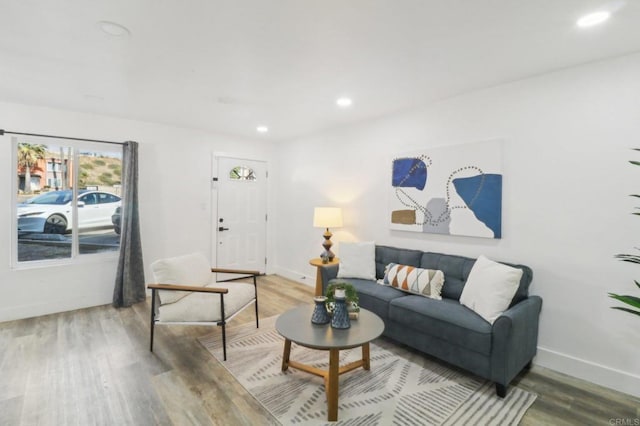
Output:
[{"xmin": 11, "ymin": 251, "xmax": 120, "ymax": 271}]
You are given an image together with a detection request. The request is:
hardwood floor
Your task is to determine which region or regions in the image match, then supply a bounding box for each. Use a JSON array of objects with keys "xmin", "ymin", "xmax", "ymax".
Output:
[{"xmin": 1, "ymin": 275, "xmax": 638, "ymax": 425}]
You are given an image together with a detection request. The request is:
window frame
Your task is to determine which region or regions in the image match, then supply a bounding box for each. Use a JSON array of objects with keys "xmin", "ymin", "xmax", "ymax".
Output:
[{"xmin": 11, "ymin": 137, "xmax": 122, "ymax": 269}]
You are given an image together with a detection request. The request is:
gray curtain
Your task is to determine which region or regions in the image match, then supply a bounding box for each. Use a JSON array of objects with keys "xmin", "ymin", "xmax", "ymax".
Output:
[{"xmin": 113, "ymin": 141, "xmax": 146, "ymax": 307}]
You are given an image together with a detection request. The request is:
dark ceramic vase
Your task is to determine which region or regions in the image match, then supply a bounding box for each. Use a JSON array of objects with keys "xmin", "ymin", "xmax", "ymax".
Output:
[
  {"xmin": 311, "ymin": 296, "xmax": 330, "ymax": 325},
  {"xmin": 331, "ymin": 296, "xmax": 351, "ymax": 329}
]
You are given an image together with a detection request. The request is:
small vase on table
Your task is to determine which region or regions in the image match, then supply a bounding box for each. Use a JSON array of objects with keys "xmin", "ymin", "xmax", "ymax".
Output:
[
  {"xmin": 311, "ymin": 296, "xmax": 331, "ymax": 325},
  {"xmin": 331, "ymin": 289, "xmax": 351, "ymax": 329}
]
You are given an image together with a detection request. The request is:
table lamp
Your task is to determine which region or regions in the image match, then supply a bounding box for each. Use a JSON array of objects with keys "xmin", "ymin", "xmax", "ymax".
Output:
[{"xmin": 313, "ymin": 207, "xmax": 343, "ymax": 261}]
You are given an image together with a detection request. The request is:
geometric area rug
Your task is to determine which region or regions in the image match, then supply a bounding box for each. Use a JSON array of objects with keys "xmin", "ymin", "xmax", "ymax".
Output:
[{"xmin": 198, "ymin": 315, "xmax": 537, "ymax": 425}]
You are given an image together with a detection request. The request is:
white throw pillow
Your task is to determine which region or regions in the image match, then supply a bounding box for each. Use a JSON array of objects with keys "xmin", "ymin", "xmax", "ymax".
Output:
[
  {"xmin": 337, "ymin": 241, "xmax": 376, "ymax": 280},
  {"xmin": 459, "ymin": 255, "xmax": 523, "ymax": 324},
  {"xmin": 151, "ymin": 252, "xmax": 212, "ymax": 305}
]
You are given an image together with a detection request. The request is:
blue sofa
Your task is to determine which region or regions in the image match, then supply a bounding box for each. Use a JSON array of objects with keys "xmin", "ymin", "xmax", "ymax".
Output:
[{"xmin": 321, "ymin": 245, "xmax": 542, "ymax": 397}]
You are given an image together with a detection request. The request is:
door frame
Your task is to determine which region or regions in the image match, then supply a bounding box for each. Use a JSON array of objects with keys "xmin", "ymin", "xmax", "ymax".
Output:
[{"xmin": 211, "ymin": 152, "xmax": 269, "ymax": 272}]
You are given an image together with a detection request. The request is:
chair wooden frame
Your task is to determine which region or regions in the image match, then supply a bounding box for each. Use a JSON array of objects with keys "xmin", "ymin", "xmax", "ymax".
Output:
[{"xmin": 147, "ymin": 267, "xmax": 260, "ymax": 361}]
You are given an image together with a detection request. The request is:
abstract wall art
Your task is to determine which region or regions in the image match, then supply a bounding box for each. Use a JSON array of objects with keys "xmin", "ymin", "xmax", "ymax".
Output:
[{"xmin": 389, "ymin": 140, "xmax": 503, "ymax": 239}]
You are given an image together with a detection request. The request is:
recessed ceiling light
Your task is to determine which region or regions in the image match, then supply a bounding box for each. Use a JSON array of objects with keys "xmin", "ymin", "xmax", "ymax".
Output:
[
  {"xmin": 336, "ymin": 97, "xmax": 353, "ymax": 108},
  {"xmin": 256, "ymin": 126, "xmax": 269, "ymax": 133},
  {"xmin": 99, "ymin": 21, "xmax": 131, "ymax": 37},
  {"xmin": 576, "ymin": 11, "xmax": 611, "ymax": 28}
]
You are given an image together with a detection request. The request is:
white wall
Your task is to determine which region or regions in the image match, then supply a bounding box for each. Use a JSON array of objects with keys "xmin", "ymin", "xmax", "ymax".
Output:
[
  {"xmin": 0, "ymin": 101, "xmax": 275, "ymax": 321},
  {"xmin": 273, "ymin": 52, "xmax": 640, "ymax": 397}
]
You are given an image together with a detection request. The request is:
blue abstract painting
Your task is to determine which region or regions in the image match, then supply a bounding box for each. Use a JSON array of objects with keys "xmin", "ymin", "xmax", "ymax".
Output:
[
  {"xmin": 392, "ymin": 157, "xmax": 427, "ymax": 190},
  {"xmin": 390, "ymin": 140, "xmax": 502, "ymax": 239},
  {"xmin": 453, "ymin": 174, "xmax": 502, "ymax": 238}
]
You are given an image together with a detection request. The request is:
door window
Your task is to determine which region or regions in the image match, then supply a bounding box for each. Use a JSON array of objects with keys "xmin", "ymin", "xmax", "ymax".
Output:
[{"xmin": 229, "ymin": 165, "xmax": 256, "ymax": 181}]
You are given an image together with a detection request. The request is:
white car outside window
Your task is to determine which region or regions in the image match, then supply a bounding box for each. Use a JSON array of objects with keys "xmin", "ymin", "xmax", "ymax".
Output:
[{"xmin": 17, "ymin": 190, "xmax": 121, "ymax": 234}]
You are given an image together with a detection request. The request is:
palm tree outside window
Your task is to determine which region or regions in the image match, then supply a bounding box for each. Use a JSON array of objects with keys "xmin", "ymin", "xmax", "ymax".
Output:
[{"xmin": 17, "ymin": 143, "xmax": 46, "ymax": 193}]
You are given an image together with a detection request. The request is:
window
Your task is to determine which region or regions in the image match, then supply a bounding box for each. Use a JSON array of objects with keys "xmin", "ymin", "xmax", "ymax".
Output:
[
  {"xmin": 46, "ymin": 161, "xmax": 62, "ymax": 172},
  {"xmin": 229, "ymin": 165, "xmax": 256, "ymax": 181},
  {"xmin": 13, "ymin": 137, "xmax": 123, "ymax": 265}
]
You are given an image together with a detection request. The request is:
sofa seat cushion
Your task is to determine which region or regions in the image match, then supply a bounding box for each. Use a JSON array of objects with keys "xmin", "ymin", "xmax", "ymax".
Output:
[
  {"xmin": 329, "ymin": 278, "xmax": 405, "ymax": 320},
  {"xmin": 388, "ymin": 296, "xmax": 493, "ymax": 355},
  {"xmin": 157, "ymin": 281, "xmax": 255, "ymax": 322}
]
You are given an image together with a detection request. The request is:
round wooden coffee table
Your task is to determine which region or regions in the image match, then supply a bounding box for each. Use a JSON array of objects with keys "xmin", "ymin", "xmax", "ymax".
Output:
[{"xmin": 275, "ymin": 305, "xmax": 384, "ymax": 421}]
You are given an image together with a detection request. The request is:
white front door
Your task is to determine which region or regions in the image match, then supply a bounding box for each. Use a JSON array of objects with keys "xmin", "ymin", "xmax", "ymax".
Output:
[{"xmin": 215, "ymin": 157, "xmax": 267, "ymax": 276}]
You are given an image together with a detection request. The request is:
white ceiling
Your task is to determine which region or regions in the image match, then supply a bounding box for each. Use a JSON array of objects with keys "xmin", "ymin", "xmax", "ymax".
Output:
[{"xmin": 1, "ymin": 0, "xmax": 639, "ymax": 142}]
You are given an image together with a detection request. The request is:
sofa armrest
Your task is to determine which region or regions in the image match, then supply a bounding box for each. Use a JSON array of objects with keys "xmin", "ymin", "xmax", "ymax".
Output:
[
  {"xmin": 320, "ymin": 264, "xmax": 339, "ymax": 294},
  {"xmin": 490, "ymin": 295, "xmax": 543, "ymax": 386}
]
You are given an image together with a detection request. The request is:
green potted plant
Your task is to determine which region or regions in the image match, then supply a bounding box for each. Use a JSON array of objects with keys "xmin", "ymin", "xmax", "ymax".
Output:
[
  {"xmin": 609, "ymin": 281, "xmax": 640, "ymax": 317},
  {"xmin": 610, "ymin": 149, "xmax": 640, "ymax": 317},
  {"xmin": 326, "ymin": 280, "xmax": 360, "ymax": 317}
]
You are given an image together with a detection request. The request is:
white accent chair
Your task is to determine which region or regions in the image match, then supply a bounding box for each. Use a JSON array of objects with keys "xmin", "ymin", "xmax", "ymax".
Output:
[{"xmin": 147, "ymin": 252, "xmax": 259, "ymax": 361}]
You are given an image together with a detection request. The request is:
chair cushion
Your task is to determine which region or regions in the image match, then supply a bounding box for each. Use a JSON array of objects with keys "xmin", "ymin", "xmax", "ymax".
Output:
[
  {"xmin": 151, "ymin": 252, "xmax": 212, "ymax": 305},
  {"xmin": 388, "ymin": 295, "xmax": 493, "ymax": 355},
  {"xmin": 157, "ymin": 281, "xmax": 256, "ymax": 322}
]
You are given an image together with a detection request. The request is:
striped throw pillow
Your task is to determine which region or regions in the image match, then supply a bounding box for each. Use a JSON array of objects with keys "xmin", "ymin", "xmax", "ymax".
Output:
[{"xmin": 382, "ymin": 263, "xmax": 444, "ymax": 300}]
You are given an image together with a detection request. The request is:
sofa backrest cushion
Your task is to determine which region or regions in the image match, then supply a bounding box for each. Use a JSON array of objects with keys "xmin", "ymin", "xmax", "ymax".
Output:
[
  {"xmin": 508, "ymin": 263, "xmax": 533, "ymax": 305},
  {"xmin": 419, "ymin": 251, "xmax": 533, "ymax": 304},
  {"xmin": 374, "ymin": 246, "xmax": 533, "ymax": 305},
  {"xmin": 375, "ymin": 246, "xmax": 422, "ymax": 279},
  {"xmin": 419, "ymin": 253, "xmax": 475, "ymax": 300}
]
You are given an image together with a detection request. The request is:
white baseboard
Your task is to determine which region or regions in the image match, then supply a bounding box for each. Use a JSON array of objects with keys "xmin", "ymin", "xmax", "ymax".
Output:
[
  {"xmin": 0, "ymin": 294, "xmax": 112, "ymax": 322},
  {"xmin": 273, "ymin": 265, "xmax": 314, "ymax": 288},
  {"xmin": 536, "ymin": 346, "xmax": 640, "ymax": 398}
]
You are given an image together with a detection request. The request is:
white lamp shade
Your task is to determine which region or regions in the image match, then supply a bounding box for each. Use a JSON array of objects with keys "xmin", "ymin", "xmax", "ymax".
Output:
[{"xmin": 313, "ymin": 207, "xmax": 343, "ymax": 228}]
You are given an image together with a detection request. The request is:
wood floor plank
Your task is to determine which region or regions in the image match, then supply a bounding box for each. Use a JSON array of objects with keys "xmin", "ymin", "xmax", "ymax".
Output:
[
  {"xmin": 0, "ymin": 274, "xmax": 638, "ymax": 425},
  {"xmin": 0, "ymin": 396, "xmax": 23, "ymax": 426},
  {"xmin": 152, "ymin": 370, "xmax": 214, "ymax": 425},
  {"xmin": 0, "ymin": 334, "xmax": 36, "ymax": 402}
]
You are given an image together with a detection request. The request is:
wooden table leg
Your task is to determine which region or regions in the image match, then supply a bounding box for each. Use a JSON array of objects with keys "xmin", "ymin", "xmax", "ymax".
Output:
[
  {"xmin": 327, "ymin": 348, "xmax": 340, "ymax": 421},
  {"xmin": 362, "ymin": 342, "xmax": 370, "ymax": 370},
  {"xmin": 281, "ymin": 339, "xmax": 291, "ymax": 371},
  {"xmin": 315, "ymin": 266, "xmax": 323, "ymax": 296}
]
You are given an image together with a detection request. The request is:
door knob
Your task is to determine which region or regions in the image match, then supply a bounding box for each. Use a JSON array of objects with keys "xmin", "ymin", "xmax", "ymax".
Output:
[{"xmin": 218, "ymin": 226, "xmax": 230, "ymax": 231}]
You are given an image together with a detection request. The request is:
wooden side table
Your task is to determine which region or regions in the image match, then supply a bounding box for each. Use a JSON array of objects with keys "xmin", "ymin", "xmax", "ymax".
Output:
[{"xmin": 309, "ymin": 257, "xmax": 340, "ymax": 296}]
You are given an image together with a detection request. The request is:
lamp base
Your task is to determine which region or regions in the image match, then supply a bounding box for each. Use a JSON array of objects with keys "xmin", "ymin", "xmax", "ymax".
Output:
[
  {"xmin": 320, "ymin": 250, "xmax": 335, "ymax": 262},
  {"xmin": 321, "ymin": 228, "xmax": 335, "ymax": 261}
]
